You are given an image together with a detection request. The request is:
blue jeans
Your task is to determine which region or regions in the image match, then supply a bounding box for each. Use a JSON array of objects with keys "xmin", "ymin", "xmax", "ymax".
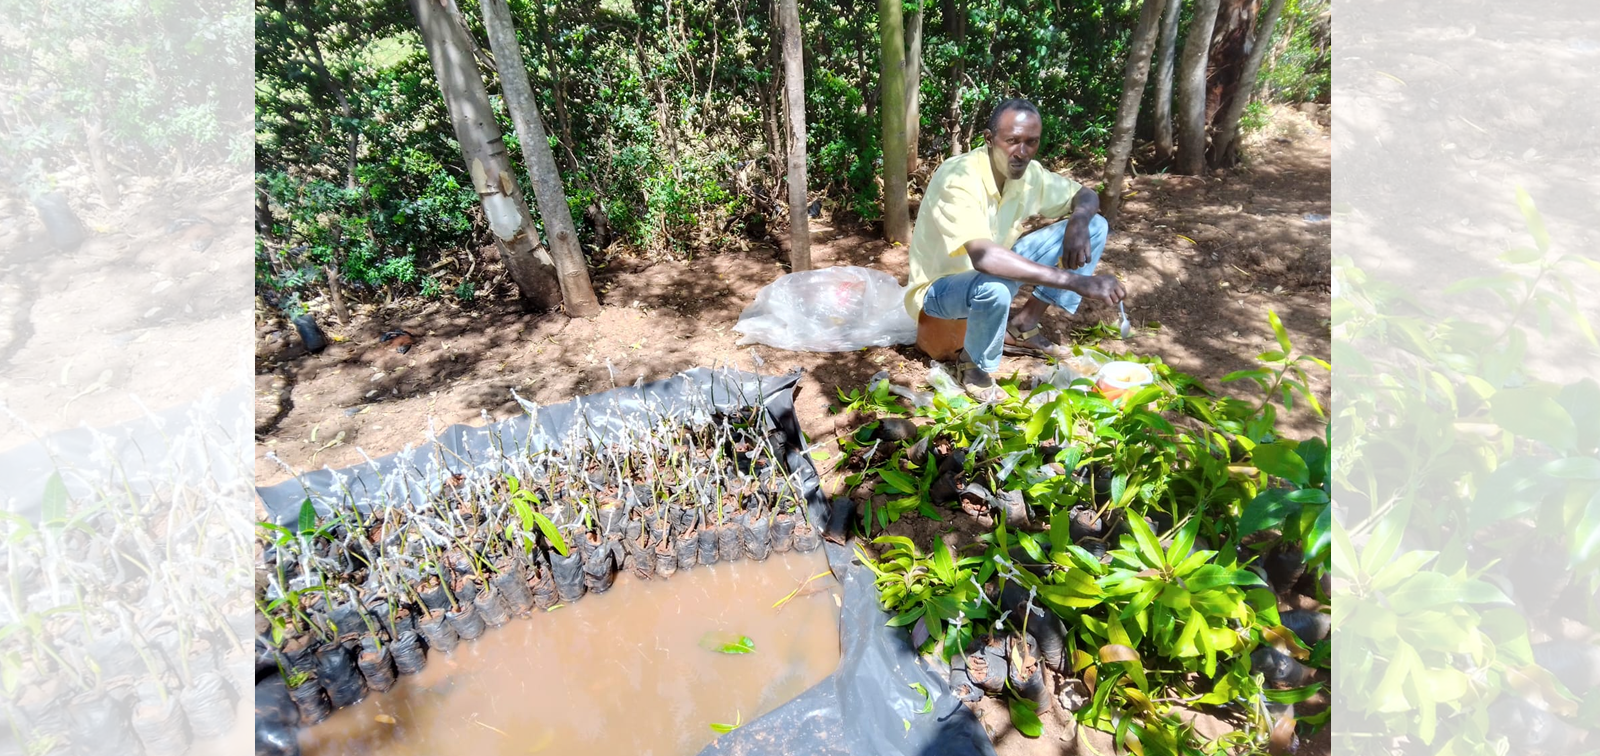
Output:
[{"xmin": 922, "ymin": 215, "xmax": 1108, "ymax": 372}]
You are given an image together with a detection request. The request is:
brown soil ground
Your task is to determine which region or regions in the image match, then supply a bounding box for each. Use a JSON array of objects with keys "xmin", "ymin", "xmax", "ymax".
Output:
[
  {"xmin": 256, "ymin": 105, "xmax": 1329, "ymax": 490},
  {"xmin": 256, "ymin": 105, "xmax": 1331, "ymax": 754},
  {"xmin": 0, "ymin": 167, "xmax": 253, "ymax": 453}
]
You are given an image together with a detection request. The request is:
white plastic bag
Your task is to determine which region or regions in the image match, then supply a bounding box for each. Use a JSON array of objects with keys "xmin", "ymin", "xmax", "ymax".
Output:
[{"xmin": 733, "ymin": 266, "xmax": 917, "ymax": 352}]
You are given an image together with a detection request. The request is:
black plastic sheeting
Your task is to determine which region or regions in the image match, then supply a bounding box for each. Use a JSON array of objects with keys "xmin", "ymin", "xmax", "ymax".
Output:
[
  {"xmin": 703, "ymin": 529, "xmax": 996, "ymax": 756},
  {"xmin": 254, "ymin": 367, "xmax": 993, "ymax": 756},
  {"xmin": 0, "ymin": 387, "xmax": 251, "ymax": 518},
  {"xmin": 256, "ymin": 368, "xmax": 814, "ymax": 523}
]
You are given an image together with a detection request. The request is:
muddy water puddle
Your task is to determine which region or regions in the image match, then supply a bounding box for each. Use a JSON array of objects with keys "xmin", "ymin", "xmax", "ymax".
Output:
[{"xmin": 300, "ymin": 549, "xmax": 840, "ymax": 756}]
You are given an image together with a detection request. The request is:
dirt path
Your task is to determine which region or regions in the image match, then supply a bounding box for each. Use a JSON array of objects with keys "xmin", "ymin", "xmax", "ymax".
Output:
[
  {"xmin": 0, "ymin": 168, "xmax": 252, "ymax": 454},
  {"xmin": 256, "ymin": 106, "xmax": 1331, "ymax": 506}
]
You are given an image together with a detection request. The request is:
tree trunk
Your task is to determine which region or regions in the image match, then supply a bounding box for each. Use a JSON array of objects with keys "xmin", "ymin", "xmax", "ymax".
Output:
[
  {"xmin": 1101, "ymin": 0, "xmax": 1167, "ymax": 224},
  {"xmin": 256, "ymin": 187, "xmax": 276, "ymax": 238},
  {"xmin": 762, "ymin": 81, "xmax": 783, "ymax": 177},
  {"xmin": 1208, "ymin": 0, "xmax": 1287, "ymax": 167},
  {"xmin": 777, "ymin": 0, "xmax": 810, "ymax": 271},
  {"xmin": 768, "ymin": 0, "xmax": 786, "ymax": 177},
  {"xmin": 1152, "ymin": 0, "xmax": 1182, "ymax": 164},
  {"xmin": 1206, "ymin": 0, "xmax": 1260, "ymax": 126},
  {"xmin": 945, "ymin": 0, "xmax": 967, "ymax": 157},
  {"xmin": 324, "ymin": 264, "xmax": 351, "ymax": 324},
  {"xmin": 1175, "ymin": 0, "xmax": 1222, "ymax": 175},
  {"xmin": 83, "ymin": 111, "xmax": 120, "ymax": 210},
  {"xmin": 904, "ymin": 0, "xmax": 924, "ymax": 176},
  {"xmin": 303, "ymin": 28, "xmax": 361, "ymax": 191},
  {"xmin": 411, "ymin": 0, "xmax": 562, "ymax": 312},
  {"xmin": 878, "ymin": 0, "xmax": 911, "ymax": 244},
  {"xmin": 480, "ymin": 0, "xmax": 601, "ymax": 317},
  {"xmin": 534, "ymin": 1, "xmax": 609, "ymax": 252}
]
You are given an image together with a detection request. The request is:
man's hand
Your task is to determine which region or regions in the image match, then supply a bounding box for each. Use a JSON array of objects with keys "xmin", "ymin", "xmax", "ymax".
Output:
[
  {"xmin": 1060, "ymin": 217, "xmax": 1092, "ymax": 271},
  {"xmin": 1075, "ymin": 274, "xmax": 1126, "ymax": 306},
  {"xmin": 1060, "ymin": 186, "xmax": 1100, "ymax": 270}
]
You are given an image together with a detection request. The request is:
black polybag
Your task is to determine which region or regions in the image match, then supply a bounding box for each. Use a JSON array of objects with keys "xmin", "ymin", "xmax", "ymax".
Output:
[{"xmin": 315, "ymin": 641, "xmax": 366, "ymax": 708}]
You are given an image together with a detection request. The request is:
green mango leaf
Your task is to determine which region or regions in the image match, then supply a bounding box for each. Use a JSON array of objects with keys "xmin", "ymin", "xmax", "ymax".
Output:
[
  {"xmin": 909, "ymin": 682, "xmax": 933, "ymax": 714},
  {"xmin": 1268, "ymin": 309, "xmax": 1292, "ymax": 354},
  {"xmin": 1559, "ymin": 379, "xmax": 1600, "ymax": 450},
  {"xmin": 1491, "ymin": 387, "xmax": 1577, "ymax": 451},
  {"xmin": 931, "ymin": 539, "xmax": 955, "ymax": 584},
  {"xmin": 877, "ymin": 468, "xmax": 917, "ymax": 495},
  {"xmin": 1499, "ymin": 246, "xmax": 1543, "ymax": 264},
  {"xmin": 1296, "ymin": 436, "xmax": 1331, "ymax": 487},
  {"xmin": 1024, "ymin": 397, "xmax": 1057, "ymax": 445},
  {"xmin": 1443, "ymin": 274, "xmax": 1517, "ymax": 295},
  {"xmin": 297, "ymin": 499, "xmax": 317, "ymax": 535},
  {"xmin": 1544, "ymin": 457, "xmax": 1600, "ymax": 479},
  {"xmin": 1165, "ymin": 517, "xmax": 1199, "ymax": 566},
  {"xmin": 1245, "ymin": 588, "xmax": 1281, "ymax": 626},
  {"xmin": 887, "ymin": 607, "xmax": 925, "ymax": 627},
  {"xmin": 1184, "ymin": 564, "xmax": 1260, "ymax": 592},
  {"xmin": 1307, "ymin": 504, "xmax": 1332, "ymax": 564},
  {"xmin": 1017, "ymin": 531, "xmax": 1047, "ymax": 563},
  {"xmin": 1387, "ymin": 571, "xmax": 1510, "ymax": 610},
  {"xmin": 41, "ymin": 473, "xmax": 67, "ymax": 526},
  {"xmin": 1048, "ymin": 508, "xmax": 1072, "ymax": 558},
  {"xmin": 1126, "ymin": 512, "xmax": 1166, "ymax": 569},
  {"xmin": 532, "ymin": 510, "xmax": 569, "ymax": 557},
  {"xmin": 1287, "ymin": 488, "xmax": 1329, "ymax": 504},
  {"xmin": 512, "ymin": 494, "xmax": 536, "ymax": 533},
  {"xmin": 1515, "ymin": 186, "xmax": 1550, "ymax": 252},
  {"xmin": 1252, "ymin": 442, "xmax": 1310, "ymax": 485},
  {"xmin": 700, "ymin": 633, "xmax": 756, "ymax": 654},
  {"xmin": 1110, "ymin": 474, "xmax": 1128, "ymax": 508},
  {"xmin": 1265, "ymin": 683, "xmax": 1324, "ymax": 704},
  {"xmin": 1239, "ymin": 489, "xmax": 1297, "ymax": 535},
  {"xmin": 1572, "ymin": 488, "xmax": 1600, "ymax": 567},
  {"xmin": 1008, "ymin": 698, "xmax": 1043, "ymax": 738}
]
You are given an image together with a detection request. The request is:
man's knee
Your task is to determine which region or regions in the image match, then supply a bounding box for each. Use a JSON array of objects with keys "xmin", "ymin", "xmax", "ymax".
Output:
[
  {"xmin": 1089, "ymin": 214, "xmax": 1109, "ymax": 248},
  {"xmin": 970, "ymin": 279, "xmax": 1013, "ymax": 309}
]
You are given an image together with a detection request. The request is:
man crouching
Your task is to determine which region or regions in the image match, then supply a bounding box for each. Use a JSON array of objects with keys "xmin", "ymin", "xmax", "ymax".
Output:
[{"xmin": 905, "ymin": 98, "xmax": 1126, "ymax": 401}]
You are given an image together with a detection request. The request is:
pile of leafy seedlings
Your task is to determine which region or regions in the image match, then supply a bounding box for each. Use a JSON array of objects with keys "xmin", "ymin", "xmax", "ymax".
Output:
[
  {"xmin": 838, "ymin": 313, "xmax": 1331, "ymax": 755},
  {"xmin": 257, "ymin": 396, "xmax": 822, "ymax": 726},
  {"xmin": 0, "ymin": 416, "xmax": 253, "ymax": 756}
]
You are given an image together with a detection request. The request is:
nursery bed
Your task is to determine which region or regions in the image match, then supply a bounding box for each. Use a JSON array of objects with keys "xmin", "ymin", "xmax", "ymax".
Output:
[{"xmin": 255, "ymin": 368, "xmax": 995, "ymax": 756}]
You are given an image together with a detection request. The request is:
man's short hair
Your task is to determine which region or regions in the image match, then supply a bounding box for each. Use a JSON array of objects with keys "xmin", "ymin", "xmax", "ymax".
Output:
[{"xmin": 986, "ymin": 98, "xmax": 1041, "ymax": 133}]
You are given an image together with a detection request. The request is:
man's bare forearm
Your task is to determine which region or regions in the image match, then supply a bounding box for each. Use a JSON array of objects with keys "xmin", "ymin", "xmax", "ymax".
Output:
[
  {"xmin": 1069, "ymin": 186, "xmax": 1099, "ymax": 221},
  {"xmin": 966, "ymin": 239, "xmax": 1092, "ymax": 293}
]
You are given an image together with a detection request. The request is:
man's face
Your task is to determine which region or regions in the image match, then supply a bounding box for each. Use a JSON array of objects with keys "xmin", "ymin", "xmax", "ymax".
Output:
[{"xmin": 985, "ymin": 109, "xmax": 1043, "ymax": 181}]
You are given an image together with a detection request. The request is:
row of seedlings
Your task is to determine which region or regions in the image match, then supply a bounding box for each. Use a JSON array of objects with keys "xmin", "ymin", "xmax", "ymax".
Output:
[
  {"xmin": 258, "ymin": 393, "xmax": 823, "ymax": 727},
  {"xmin": 2, "ymin": 417, "xmax": 253, "ymax": 756}
]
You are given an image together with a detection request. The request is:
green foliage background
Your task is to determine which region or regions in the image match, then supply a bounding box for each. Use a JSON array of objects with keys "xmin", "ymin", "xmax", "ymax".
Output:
[{"xmin": 252, "ymin": 0, "xmax": 1330, "ymax": 304}]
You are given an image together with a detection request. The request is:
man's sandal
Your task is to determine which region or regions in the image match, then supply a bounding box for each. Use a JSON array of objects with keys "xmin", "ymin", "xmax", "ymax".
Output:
[
  {"xmin": 1004, "ymin": 324, "xmax": 1074, "ymax": 361},
  {"xmin": 954, "ymin": 359, "xmax": 1007, "ymax": 403}
]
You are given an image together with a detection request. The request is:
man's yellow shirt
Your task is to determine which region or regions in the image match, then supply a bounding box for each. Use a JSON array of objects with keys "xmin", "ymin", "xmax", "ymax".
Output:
[{"xmin": 903, "ymin": 147, "xmax": 1085, "ymax": 318}]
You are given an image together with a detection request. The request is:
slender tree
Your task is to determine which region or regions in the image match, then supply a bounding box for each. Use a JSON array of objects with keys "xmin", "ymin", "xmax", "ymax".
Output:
[
  {"xmin": 1100, "ymin": 0, "xmax": 1167, "ymax": 223},
  {"xmin": 943, "ymin": 0, "xmax": 968, "ymax": 157},
  {"xmin": 1208, "ymin": 0, "xmax": 1288, "ymax": 167},
  {"xmin": 904, "ymin": 0, "xmax": 924, "ymax": 176},
  {"xmin": 1205, "ymin": 0, "xmax": 1260, "ymax": 125},
  {"xmin": 480, "ymin": 0, "xmax": 601, "ymax": 317},
  {"xmin": 777, "ymin": 0, "xmax": 810, "ymax": 270},
  {"xmin": 1175, "ymin": 0, "xmax": 1222, "ymax": 175},
  {"xmin": 879, "ymin": 0, "xmax": 911, "ymax": 244},
  {"xmin": 1152, "ymin": 0, "xmax": 1182, "ymax": 164},
  {"xmin": 410, "ymin": 0, "xmax": 562, "ymax": 312}
]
